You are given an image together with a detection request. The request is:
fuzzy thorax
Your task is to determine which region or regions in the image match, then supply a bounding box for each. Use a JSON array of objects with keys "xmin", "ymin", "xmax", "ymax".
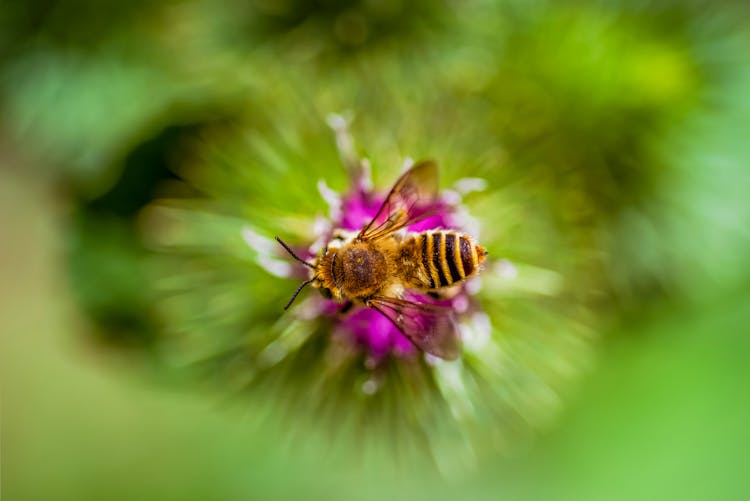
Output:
[{"xmin": 313, "ymin": 237, "xmax": 402, "ymax": 303}]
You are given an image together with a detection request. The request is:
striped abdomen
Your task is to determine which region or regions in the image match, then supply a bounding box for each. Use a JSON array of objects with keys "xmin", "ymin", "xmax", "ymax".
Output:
[{"xmin": 409, "ymin": 231, "xmax": 487, "ymax": 289}]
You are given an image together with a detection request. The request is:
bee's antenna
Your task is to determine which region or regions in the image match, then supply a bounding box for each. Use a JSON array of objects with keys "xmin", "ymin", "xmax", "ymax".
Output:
[
  {"xmin": 284, "ymin": 279, "xmax": 314, "ymax": 310},
  {"xmin": 275, "ymin": 237, "xmax": 316, "ymax": 269}
]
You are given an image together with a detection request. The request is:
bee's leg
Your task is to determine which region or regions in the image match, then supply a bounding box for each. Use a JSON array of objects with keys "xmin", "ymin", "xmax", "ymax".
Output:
[
  {"xmin": 427, "ymin": 291, "xmax": 443, "ymax": 300},
  {"xmin": 339, "ymin": 301, "xmax": 354, "ymax": 314}
]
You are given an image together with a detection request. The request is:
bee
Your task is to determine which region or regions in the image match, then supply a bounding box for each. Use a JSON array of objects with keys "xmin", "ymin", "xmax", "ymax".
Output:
[{"xmin": 276, "ymin": 160, "xmax": 487, "ymax": 360}]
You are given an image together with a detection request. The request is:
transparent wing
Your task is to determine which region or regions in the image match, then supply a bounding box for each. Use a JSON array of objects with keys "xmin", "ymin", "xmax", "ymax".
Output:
[
  {"xmin": 357, "ymin": 160, "xmax": 439, "ymax": 241},
  {"xmin": 367, "ymin": 296, "xmax": 460, "ymax": 360}
]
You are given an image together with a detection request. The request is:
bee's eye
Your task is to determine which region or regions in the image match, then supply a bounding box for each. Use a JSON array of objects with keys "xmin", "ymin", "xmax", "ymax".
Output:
[{"xmin": 319, "ymin": 288, "xmax": 333, "ymax": 299}]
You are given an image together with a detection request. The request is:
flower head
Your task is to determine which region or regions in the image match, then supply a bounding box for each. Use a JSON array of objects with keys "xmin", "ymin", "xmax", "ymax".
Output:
[
  {"xmin": 141, "ymin": 113, "xmax": 594, "ymax": 474},
  {"xmin": 273, "ymin": 124, "xmax": 482, "ymax": 365}
]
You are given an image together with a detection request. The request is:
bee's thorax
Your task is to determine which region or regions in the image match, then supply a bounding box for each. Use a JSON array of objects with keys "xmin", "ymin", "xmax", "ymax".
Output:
[{"xmin": 339, "ymin": 242, "xmax": 388, "ymax": 298}]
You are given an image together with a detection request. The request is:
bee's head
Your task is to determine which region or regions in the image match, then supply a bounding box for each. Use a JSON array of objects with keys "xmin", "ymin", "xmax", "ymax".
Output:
[
  {"xmin": 313, "ymin": 244, "xmax": 339, "ymax": 299},
  {"xmin": 275, "ymin": 237, "xmax": 345, "ymax": 309}
]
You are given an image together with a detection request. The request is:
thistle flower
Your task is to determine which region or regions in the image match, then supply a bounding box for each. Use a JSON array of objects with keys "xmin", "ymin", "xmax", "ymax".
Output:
[
  {"xmin": 263, "ymin": 116, "xmax": 484, "ymax": 366},
  {"xmin": 141, "ymin": 113, "xmax": 595, "ymax": 473}
]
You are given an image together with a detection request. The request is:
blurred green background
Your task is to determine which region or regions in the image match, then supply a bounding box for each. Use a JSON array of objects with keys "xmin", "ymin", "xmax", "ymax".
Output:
[{"xmin": 2, "ymin": 0, "xmax": 750, "ymax": 499}]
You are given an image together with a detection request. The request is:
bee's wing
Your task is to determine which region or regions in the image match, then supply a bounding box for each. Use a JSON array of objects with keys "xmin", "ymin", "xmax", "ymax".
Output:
[
  {"xmin": 357, "ymin": 160, "xmax": 439, "ymax": 241},
  {"xmin": 368, "ymin": 296, "xmax": 460, "ymax": 360}
]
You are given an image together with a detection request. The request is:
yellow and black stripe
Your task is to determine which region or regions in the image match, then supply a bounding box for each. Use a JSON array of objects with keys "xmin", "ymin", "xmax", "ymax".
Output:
[{"xmin": 418, "ymin": 231, "xmax": 484, "ymax": 289}]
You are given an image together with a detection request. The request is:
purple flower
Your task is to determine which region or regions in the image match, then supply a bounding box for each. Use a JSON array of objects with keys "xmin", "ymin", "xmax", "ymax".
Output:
[
  {"xmin": 144, "ymin": 113, "xmax": 593, "ymax": 468},
  {"xmin": 240, "ymin": 116, "xmax": 487, "ymax": 369},
  {"xmin": 283, "ymin": 159, "xmax": 481, "ymax": 365}
]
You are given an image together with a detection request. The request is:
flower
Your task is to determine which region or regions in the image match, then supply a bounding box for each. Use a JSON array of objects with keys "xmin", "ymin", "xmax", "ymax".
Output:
[
  {"xmin": 264, "ymin": 117, "xmax": 485, "ymax": 366},
  {"xmin": 140, "ymin": 113, "xmax": 595, "ymax": 474}
]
